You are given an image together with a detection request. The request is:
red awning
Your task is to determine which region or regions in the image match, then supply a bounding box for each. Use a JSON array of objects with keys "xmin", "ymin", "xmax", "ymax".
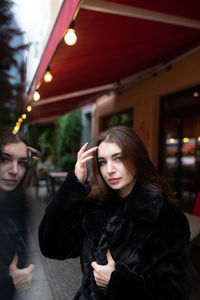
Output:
[{"xmin": 27, "ymin": 0, "xmax": 200, "ymax": 123}]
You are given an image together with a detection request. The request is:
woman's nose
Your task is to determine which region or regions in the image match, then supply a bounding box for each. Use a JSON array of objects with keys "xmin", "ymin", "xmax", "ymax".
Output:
[
  {"xmin": 106, "ymin": 162, "xmax": 115, "ymax": 173},
  {"xmin": 9, "ymin": 161, "xmax": 18, "ymax": 175}
]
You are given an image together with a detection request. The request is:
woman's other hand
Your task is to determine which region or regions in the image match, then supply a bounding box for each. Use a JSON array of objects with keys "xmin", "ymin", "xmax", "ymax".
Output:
[
  {"xmin": 91, "ymin": 249, "xmax": 115, "ymax": 287},
  {"xmin": 9, "ymin": 253, "xmax": 35, "ymax": 290},
  {"xmin": 75, "ymin": 143, "xmax": 98, "ymax": 183}
]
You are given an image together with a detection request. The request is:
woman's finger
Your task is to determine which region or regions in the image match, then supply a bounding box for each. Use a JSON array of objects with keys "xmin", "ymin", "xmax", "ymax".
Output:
[
  {"xmin": 80, "ymin": 147, "xmax": 98, "ymax": 160},
  {"xmin": 77, "ymin": 143, "xmax": 88, "ymax": 157},
  {"xmin": 27, "ymin": 147, "xmax": 40, "ymax": 155}
]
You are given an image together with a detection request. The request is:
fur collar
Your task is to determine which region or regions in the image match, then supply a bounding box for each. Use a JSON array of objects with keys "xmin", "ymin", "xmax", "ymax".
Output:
[{"xmin": 122, "ymin": 184, "xmax": 164, "ymax": 223}]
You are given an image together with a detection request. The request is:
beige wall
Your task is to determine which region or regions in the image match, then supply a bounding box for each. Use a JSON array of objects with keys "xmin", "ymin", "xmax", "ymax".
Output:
[{"xmin": 93, "ymin": 49, "xmax": 200, "ymax": 167}]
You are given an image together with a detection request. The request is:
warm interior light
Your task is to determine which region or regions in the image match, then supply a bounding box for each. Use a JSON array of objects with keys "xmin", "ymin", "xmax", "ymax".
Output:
[
  {"xmin": 183, "ymin": 137, "xmax": 189, "ymax": 143},
  {"xmin": 22, "ymin": 114, "xmax": 27, "ymax": 119},
  {"xmin": 27, "ymin": 105, "xmax": 32, "ymax": 112},
  {"xmin": 198, "ymin": 137, "xmax": 200, "ymax": 142},
  {"xmin": 18, "ymin": 118, "xmax": 23, "ymax": 122},
  {"xmin": 64, "ymin": 21, "xmax": 77, "ymax": 46},
  {"xmin": 169, "ymin": 138, "xmax": 175, "ymax": 143},
  {"xmin": 33, "ymin": 90, "xmax": 40, "ymax": 101},
  {"xmin": 193, "ymin": 92, "xmax": 199, "ymax": 97},
  {"xmin": 14, "ymin": 125, "xmax": 19, "ymax": 131},
  {"xmin": 16, "ymin": 122, "xmax": 21, "ymax": 127},
  {"xmin": 43, "ymin": 67, "xmax": 53, "ymax": 82}
]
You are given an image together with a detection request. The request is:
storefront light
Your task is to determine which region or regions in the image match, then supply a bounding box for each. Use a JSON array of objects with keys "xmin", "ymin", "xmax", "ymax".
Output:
[
  {"xmin": 183, "ymin": 137, "xmax": 189, "ymax": 143},
  {"xmin": 193, "ymin": 92, "xmax": 199, "ymax": 97},
  {"xmin": 169, "ymin": 138, "xmax": 175, "ymax": 143}
]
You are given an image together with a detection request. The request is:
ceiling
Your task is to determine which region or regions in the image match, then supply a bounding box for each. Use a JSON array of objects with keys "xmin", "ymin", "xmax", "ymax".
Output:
[{"xmin": 27, "ymin": 0, "xmax": 200, "ymax": 123}]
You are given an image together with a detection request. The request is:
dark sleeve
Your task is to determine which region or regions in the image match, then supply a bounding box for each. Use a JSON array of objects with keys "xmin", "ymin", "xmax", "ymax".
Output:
[
  {"xmin": 105, "ymin": 203, "xmax": 191, "ymax": 300},
  {"xmin": 38, "ymin": 171, "xmax": 91, "ymax": 260}
]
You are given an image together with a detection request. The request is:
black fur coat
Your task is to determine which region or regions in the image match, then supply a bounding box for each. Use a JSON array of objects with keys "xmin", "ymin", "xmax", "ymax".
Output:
[{"xmin": 38, "ymin": 171, "xmax": 191, "ymax": 300}]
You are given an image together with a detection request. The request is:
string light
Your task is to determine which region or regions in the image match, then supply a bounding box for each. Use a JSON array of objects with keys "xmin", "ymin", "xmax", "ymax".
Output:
[
  {"xmin": 27, "ymin": 105, "xmax": 32, "ymax": 112},
  {"xmin": 33, "ymin": 90, "xmax": 40, "ymax": 101},
  {"xmin": 14, "ymin": 125, "xmax": 19, "ymax": 132},
  {"xmin": 64, "ymin": 21, "xmax": 77, "ymax": 46},
  {"xmin": 43, "ymin": 66, "xmax": 53, "ymax": 82},
  {"xmin": 12, "ymin": 129, "xmax": 18, "ymax": 135},
  {"xmin": 22, "ymin": 114, "xmax": 27, "ymax": 119}
]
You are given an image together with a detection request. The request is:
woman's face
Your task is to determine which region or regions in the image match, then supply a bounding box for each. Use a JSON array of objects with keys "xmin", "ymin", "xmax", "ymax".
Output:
[
  {"xmin": 98, "ymin": 141, "xmax": 135, "ymax": 197},
  {"xmin": 0, "ymin": 142, "xmax": 28, "ymax": 191}
]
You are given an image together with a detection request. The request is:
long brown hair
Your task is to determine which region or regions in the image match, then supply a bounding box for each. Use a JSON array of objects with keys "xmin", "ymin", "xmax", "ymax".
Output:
[{"xmin": 90, "ymin": 126, "xmax": 169, "ymax": 200}]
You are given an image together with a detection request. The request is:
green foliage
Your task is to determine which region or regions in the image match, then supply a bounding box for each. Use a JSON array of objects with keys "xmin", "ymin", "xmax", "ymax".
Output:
[
  {"xmin": 28, "ymin": 110, "xmax": 82, "ymax": 171},
  {"xmin": 39, "ymin": 127, "xmax": 55, "ymax": 159},
  {"xmin": 54, "ymin": 110, "xmax": 82, "ymax": 170}
]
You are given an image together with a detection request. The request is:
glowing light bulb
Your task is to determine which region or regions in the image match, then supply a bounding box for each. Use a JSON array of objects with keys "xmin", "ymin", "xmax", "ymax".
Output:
[
  {"xmin": 27, "ymin": 105, "xmax": 32, "ymax": 112},
  {"xmin": 22, "ymin": 114, "xmax": 27, "ymax": 119},
  {"xmin": 18, "ymin": 118, "xmax": 23, "ymax": 123},
  {"xmin": 14, "ymin": 126, "xmax": 19, "ymax": 132},
  {"xmin": 33, "ymin": 90, "xmax": 40, "ymax": 101},
  {"xmin": 12, "ymin": 129, "xmax": 18, "ymax": 135},
  {"xmin": 43, "ymin": 69, "xmax": 53, "ymax": 82},
  {"xmin": 64, "ymin": 28, "xmax": 77, "ymax": 46}
]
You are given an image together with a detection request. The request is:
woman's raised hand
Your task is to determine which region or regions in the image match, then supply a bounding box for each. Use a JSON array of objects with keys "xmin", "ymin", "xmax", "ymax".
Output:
[{"xmin": 75, "ymin": 143, "xmax": 98, "ymax": 183}]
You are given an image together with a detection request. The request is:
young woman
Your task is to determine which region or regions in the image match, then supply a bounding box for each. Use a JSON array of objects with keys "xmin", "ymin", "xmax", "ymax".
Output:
[
  {"xmin": 0, "ymin": 126, "xmax": 37, "ymax": 300},
  {"xmin": 39, "ymin": 126, "xmax": 190, "ymax": 300}
]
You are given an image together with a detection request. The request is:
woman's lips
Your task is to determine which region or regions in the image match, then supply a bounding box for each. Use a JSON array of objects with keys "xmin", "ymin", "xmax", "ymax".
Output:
[
  {"xmin": 4, "ymin": 179, "xmax": 18, "ymax": 185},
  {"xmin": 108, "ymin": 178, "xmax": 120, "ymax": 184}
]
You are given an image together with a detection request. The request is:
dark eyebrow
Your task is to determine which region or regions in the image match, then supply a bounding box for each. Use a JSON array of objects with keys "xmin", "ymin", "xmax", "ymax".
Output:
[
  {"xmin": 98, "ymin": 152, "xmax": 121, "ymax": 160},
  {"xmin": 2, "ymin": 152, "xmax": 12, "ymax": 158},
  {"xmin": 2, "ymin": 152, "xmax": 27, "ymax": 161}
]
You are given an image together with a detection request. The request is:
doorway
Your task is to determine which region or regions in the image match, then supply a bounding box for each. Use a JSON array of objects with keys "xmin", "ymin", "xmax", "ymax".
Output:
[{"xmin": 159, "ymin": 85, "xmax": 200, "ymax": 212}]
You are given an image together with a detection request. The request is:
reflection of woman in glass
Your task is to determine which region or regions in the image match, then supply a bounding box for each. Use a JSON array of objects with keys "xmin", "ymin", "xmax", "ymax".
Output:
[
  {"xmin": 0, "ymin": 127, "xmax": 35, "ymax": 300},
  {"xmin": 39, "ymin": 126, "xmax": 190, "ymax": 300}
]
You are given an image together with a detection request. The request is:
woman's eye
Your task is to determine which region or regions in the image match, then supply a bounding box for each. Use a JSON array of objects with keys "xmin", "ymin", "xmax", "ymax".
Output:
[
  {"xmin": 98, "ymin": 160, "xmax": 106, "ymax": 166},
  {"xmin": 1, "ymin": 157, "xmax": 10, "ymax": 164},
  {"xmin": 115, "ymin": 156, "xmax": 122, "ymax": 162},
  {"xmin": 18, "ymin": 161, "xmax": 27, "ymax": 168}
]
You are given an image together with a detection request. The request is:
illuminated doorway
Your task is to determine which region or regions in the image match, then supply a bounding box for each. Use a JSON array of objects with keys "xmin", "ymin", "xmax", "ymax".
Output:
[{"xmin": 159, "ymin": 85, "xmax": 200, "ymax": 212}]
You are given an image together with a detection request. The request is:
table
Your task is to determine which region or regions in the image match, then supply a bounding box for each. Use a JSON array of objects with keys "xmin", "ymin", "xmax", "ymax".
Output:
[{"xmin": 47, "ymin": 171, "xmax": 67, "ymax": 195}]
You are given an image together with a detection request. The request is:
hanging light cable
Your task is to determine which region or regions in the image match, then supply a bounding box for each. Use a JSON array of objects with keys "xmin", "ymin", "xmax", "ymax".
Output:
[{"xmin": 64, "ymin": 20, "xmax": 77, "ymax": 46}]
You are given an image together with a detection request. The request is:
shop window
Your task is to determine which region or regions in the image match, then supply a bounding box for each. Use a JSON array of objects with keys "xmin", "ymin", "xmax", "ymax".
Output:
[
  {"xmin": 103, "ymin": 108, "xmax": 133, "ymax": 130},
  {"xmin": 159, "ymin": 85, "xmax": 200, "ymax": 213}
]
